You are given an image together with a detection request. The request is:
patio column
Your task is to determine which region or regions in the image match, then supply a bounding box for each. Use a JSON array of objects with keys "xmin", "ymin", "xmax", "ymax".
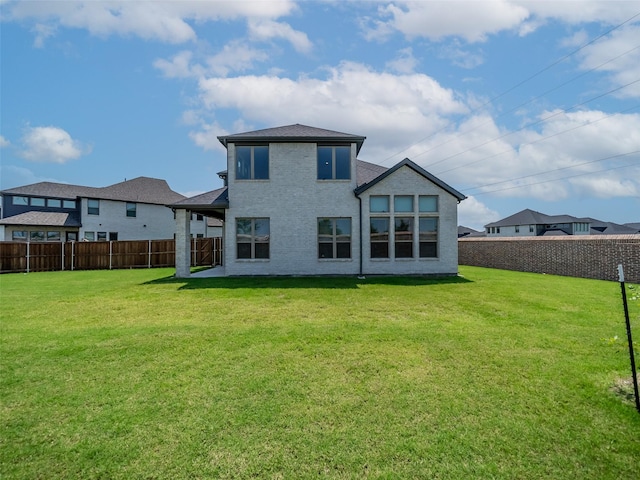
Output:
[{"xmin": 175, "ymin": 208, "xmax": 191, "ymax": 278}]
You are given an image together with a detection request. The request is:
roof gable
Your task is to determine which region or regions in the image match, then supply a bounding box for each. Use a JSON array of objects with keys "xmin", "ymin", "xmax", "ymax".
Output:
[
  {"xmin": 218, "ymin": 124, "xmax": 366, "ymax": 154},
  {"xmin": 354, "ymin": 158, "xmax": 466, "ymax": 201}
]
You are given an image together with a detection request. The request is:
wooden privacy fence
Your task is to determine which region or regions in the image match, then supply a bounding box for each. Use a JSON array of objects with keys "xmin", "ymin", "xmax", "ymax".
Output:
[{"xmin": 0, "ymin": 237, "xmax": 222, "ymax": 274}]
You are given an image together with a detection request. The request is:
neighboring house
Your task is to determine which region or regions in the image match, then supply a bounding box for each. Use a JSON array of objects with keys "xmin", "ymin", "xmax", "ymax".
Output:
[
  {"xmin": 484, "ymin": 208, "xmax": 638, "ymax": 237},
  {"xmin": 0, "ymin": 177, "xmax": 209, "ymax": 242},
  {"xmin": 170, "ymin": 124, "xmax": 466, "ymax": 277}
]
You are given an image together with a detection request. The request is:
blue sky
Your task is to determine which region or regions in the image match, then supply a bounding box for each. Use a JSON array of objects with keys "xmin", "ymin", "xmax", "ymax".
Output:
[{"xmin": 1, "ymin": 0, "xmax": 639, "ymax": 230}]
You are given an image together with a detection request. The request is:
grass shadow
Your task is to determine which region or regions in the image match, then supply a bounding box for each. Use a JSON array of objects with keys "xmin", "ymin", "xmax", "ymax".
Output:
[{"xmin": 144, "ymin": 273, "xmax": 473, "ymax": 290}]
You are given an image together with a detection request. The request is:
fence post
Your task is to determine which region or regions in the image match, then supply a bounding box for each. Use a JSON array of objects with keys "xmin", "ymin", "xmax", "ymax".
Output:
[
  {"xmin": 71, "ymin": 241, "xmax": 75, "ymax": 271},
  {"xmin": 109, "ymin": 241, "xmax": 113, "ymax": 270},
  {"xmin": 148, "ymin": 240, "xmax": 152, "ymax": 269},
  {"xmin": 26, "ymin": 242, "xmax": 30, "ymax": 273},
  {"xmin": 61, "ymin": 242, "xmax": 65, "ymax": 271}
]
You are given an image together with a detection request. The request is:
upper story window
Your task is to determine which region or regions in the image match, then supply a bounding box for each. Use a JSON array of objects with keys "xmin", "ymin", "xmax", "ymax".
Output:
[
  {"xmin": 126, "ymin": 202, "xmax": 137, "ymax": 218},
  {"xmin": 88, "ymin": 199, "xmax": 100, "ymax": 215},
  {"xmin": 236, "ymin": 145, "xmax": 269, "ymax": 180},
  {"xmin": 63, "ymin": 200, "xmax": 76, "ymax": 209},
  {"xmin": 12, "ymin": 196, "xmax": 28, "ymax": 206},
  {"xmin": 317, "ymin": 146, "xmax": 350, "ymax": 180},
  {"xmin": 31, "ymin": 197, "xmax": 45, "ymax": 207},
  {"xmin": 47, "ymin": 199, "xmax": 61, "ymax": 208}
]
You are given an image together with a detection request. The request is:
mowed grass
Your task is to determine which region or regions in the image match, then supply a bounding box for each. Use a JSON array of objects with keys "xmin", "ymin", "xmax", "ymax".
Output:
[{"xmin": 1, "ymin": 266, "xmax": 639, "ymax": 479}]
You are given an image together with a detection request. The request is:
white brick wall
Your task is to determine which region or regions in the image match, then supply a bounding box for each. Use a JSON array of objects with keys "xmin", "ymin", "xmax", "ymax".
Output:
[
  {"xmin": 223, "ymin": 142, "xmax": 461, "ymax": 276},
  {"xmin": 358, "ymin": 166, "xmax": 460, "ymax": 276}
]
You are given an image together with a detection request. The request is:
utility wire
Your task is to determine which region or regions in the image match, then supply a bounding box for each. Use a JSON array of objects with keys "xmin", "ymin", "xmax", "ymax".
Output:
[
  {"xmin": 462, "ymin": 150, "xmax": 640, "ymax": 194},
  {"xmin": 411, "ymin": 44, "xmax": 640, "ymax": 168},
  {"xmin": 468, "ymin": 157, "xmax": 640, "ymax": 197},
  {"xmin": 379, "ymin": 10, "xmax": 640, "ymax": 166},
  {"xmin": 435, "ymin": 104, "xmax": 640, "ymax": 176},
  {"xmin": 423, "ymin": 77, "xmax": 640, "ymax": 169}
]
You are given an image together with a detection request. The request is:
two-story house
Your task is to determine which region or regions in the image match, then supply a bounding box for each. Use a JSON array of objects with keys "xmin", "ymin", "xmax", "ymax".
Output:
[
  {"xmin": 170, "ymin": 124, "xmax": 466, "ymax": 277},
  {"xmin": 484, "ymin": 208, "xmax": 638, "ymax": 237},
  {"xmin": 0, "ymin": 177, "xmax": 208, "ymax": 242}
]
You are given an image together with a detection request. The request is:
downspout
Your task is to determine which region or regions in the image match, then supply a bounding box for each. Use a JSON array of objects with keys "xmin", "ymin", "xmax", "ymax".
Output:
[{"xmin": 356, "ymin": 193, "xmax": 364, "ymax": 278}]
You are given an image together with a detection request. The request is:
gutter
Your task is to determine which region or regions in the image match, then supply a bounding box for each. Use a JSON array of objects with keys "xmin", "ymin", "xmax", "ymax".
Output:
[{"xmin": 356, "ymin": 192, "xmax": 364, "ymax": 278}]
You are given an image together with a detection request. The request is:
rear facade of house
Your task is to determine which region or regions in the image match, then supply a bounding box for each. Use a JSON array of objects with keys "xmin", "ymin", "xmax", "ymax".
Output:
[{"xmin": 172, "ymin": 124, "xmax": 466, "ymax": 276}]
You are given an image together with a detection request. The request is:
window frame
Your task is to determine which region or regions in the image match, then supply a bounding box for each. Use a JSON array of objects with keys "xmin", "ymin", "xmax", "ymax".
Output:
[
  {"xmin": 317, "ymin": 145, "xmax": 351, "ymax": 180},
  {"xmin": 126, "ymin": 202, "xmax": 137, "ymax": 218},
  {"xmin": 235, "ymin": 145, "xmax": 269, "ymax": 180},
  {"xmin": 318, "ymin": 217, "xmax": 352, "ymax": 260},
  {"xmin": 236, "ymin": 218, "xmax": 270, "ymax": 260},
  {"xmin": 419, "ymin": 217, "xmax": 438, "ymax": 258},
  {"xmin": 370, "ymin": 217, "xmax": 390, "ymax": 259},
  {"xmin": 87, "ymin": 199, "xmax": 100, "ymax": 215}
]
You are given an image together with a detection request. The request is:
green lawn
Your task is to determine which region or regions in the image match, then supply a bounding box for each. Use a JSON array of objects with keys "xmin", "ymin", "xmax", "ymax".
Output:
[{"xmin": 1, "ymin": 266, "xmax": 638, "ymax": 479}]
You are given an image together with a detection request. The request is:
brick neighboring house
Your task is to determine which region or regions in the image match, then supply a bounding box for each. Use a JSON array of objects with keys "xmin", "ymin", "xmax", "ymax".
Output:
[
  {"xmin": 0, "ymin": 177, "xmax": 208, "ymax": 242},
  {"xmin": 484, "ymin": 208, "xmax": 639, "ymax": 237},
  {"xmin": 170, "ymin": 124, "xmax": 466, "ymax": 277}
]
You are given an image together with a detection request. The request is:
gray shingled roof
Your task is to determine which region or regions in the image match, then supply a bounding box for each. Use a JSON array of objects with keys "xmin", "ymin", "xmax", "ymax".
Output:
[
  {"xmin": 0, "ymin": 211, "xmax": 81, "ymax": 227},
  {"xmin": 1, "ymin": 177, "xmax": 185, "ymax": 205},
  {"xmin": 356, "ymin": 160, "xmax": 388, "ymax": 187},
  {"xmin": 218, "ymin": 124, "xmax": 367, "ymax": 154},
  {"xmin": 169, "ymin": 187, "xmax": 228, "ymax": 209},
  {"xmin": 485, "ymin": 209, "xmax": 590, "ymax": 228},
  {"xmin": 354, "ymin": 158, "xmax": 466, "ymax": 201}
]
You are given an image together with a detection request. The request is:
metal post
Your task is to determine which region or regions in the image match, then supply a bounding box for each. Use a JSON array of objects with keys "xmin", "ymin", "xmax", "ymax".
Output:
[
  {"xmin": 618, "ymin": 264, "xmax": 640, "ymax": 413},
  {"xmin": 26, "ymin": 242, "xmax": 30, "ymax": 273}
]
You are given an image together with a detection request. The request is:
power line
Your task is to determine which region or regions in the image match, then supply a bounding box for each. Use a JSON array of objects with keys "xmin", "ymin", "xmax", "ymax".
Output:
[
  {"xmin": 435, "ymin": 104, "xmax": 640, "ymax": 176},
  {"xmin": 378, "ymin": 10, "xmax": 640, "ymax": 166},
  {"xmin": 423, "ymin": 77, "xmax": 640, "ymax": 170},
  {"xmin": 413, "ymin": 44, "xmax": 640, "ymax": 168},
  {"xmin": 467, "ymin": 157, "xmax": 640, "ymax": 197},
  {"xmin": 462, "ymin": 150, "xmax": 640, "ymax": 194}
]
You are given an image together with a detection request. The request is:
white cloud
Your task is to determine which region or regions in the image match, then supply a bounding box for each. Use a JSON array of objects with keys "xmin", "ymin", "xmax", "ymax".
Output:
[
  {"xmin": 0, "ymin": 135, "xmax": 10, "ymax": 148},
  {"xmin": 458, "ymin": 196, "xmax": 500, "ymax": 230},
  {"xmin": 371, "ymin": 0, "xmax": 530, "ymax": 42},
  {"xmin": 5, "ymin": 0, "xmax": 298, "ymax": 44},
  {"xmin": 19, "ymin": 126, "xmax": 90, "ymax": 164},
  {"xmin": 365, "ymin": 1, "xmax": 640, "ymax": 44},
  {"xmin": 435, "ymin": 110, "xmax": 640, "ymax": 201},
  {"xmin": 573, "ymin": 25, "xmax": 640, "ymax": 98},
  {"xmin": 248, "ymin": 18, "xmax": 312, "ymax": 54},
  {"xmin": 194, "ymin": 62, "xmax": 466, "ymax": 155},
  {"xmin": 386, "ymin": 47, "xmax": 418, "ymax": 74}
]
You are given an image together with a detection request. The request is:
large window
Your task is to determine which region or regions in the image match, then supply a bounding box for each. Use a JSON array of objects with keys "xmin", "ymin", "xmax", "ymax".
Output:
[
  {"xmin": 12, "ymin": 196, "xmax": 28, "ymax": 206},
  {"xmin": 126, "ymin": 202, "xmax": 137, "ymax": 218},
  {"xmin": 318, "ymin": 146, "xmax": 350, "ymax": 180},
  {"xmin": 87, "ymin": 199, "xmax": 100, "ymax": 215},
  {"xmin": 370, "ymin": 217, "xmax": 390, "ymax": 258},
  {"xmin": 236, "ymin": 145, "xmax": 269, "ymax": 180},
  {"xmin": 318, "ymin": 218, "xmax": 351, "ymax": 259},
  {"xmin": 47, "ymin": 231, "xmax": 61, "ymax": 242},
  {"xmin": 31, "ymin": 197, "xmax": 45, "ymax": 207},
  {"xmin": 370, "ymin": 194, "xmax": 440, "ymax": 260},
  {"xmin": 30, "ymin": 231, "xmax": 45, "ymax": 242},
  {"xmin": 12, "ymin": 231, "xmax": 27, "ymax": 241},
  {"xmin": 236, "ymin": 218, "xmax": 270, "ymax": 259},
  {"xmin": 47, "ymin": 198, "xmax": 61, "ymax": 208},
  {"xmin": 63, "ymin": 200, "xmax": 76, "ymax": 209}
]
